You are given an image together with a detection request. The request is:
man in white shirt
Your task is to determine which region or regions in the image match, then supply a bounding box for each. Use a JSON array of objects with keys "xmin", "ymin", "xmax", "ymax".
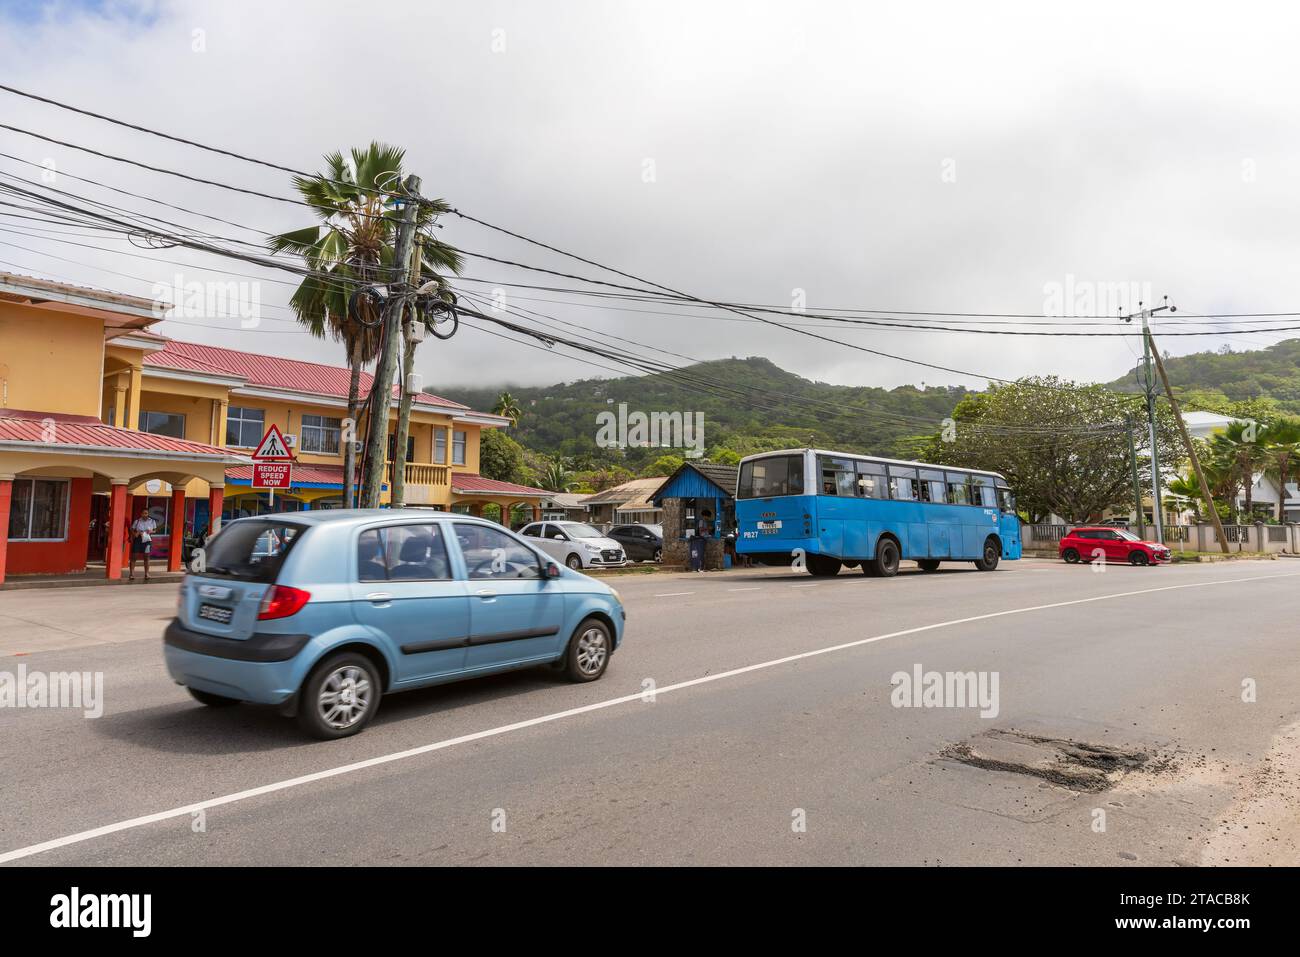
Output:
[{"xmin": 129, "ymin": 508, "xmax": 158, "ymax": 582}]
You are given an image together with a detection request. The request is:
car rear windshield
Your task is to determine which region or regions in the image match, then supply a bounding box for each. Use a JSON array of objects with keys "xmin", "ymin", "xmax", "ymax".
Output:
[
  {"xmin": 200, "ymin": 519, "xmax": 305, "ymax": 583},
  {"xmin": 738, "ymin": 455, "xmax": 804, "ymax": 499}
]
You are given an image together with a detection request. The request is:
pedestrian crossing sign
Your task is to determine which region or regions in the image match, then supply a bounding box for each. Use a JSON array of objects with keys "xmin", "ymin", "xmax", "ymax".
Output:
[{"xmin": 252, "ymin": 424, "xmax": 293, "ymax": 460}]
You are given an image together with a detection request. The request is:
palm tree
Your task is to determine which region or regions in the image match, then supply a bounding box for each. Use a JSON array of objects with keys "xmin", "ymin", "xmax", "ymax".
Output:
[
  {"xmin": 267, "ymin": 143, "xmax": 460, "ymax": 506},
  {"xmin": 539, "ymin": 456, "xmax": 573, "ymax": 493},
  {"xmin": 1167, "ymin": 473, "xmax": 1206, "ymax": 523},
  {"xmin": 1260, "ymin": 418, "xmax": 1300, "ymax": 522},
  {"xmin": 493, "ymin": 391, "xmax": 522, "ymax": 426},
  {"xmin": 1207, "ymin": 422, "xmax": 1270, "ymax": 522}
]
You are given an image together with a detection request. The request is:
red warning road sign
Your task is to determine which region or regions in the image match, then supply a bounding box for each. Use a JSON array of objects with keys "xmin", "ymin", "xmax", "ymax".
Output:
[
  {"xmin": 251, "ymin": 424, "xmax": 293, "ymax": 489},
  {"xmin": 252, "ymin": 424, "xmax": 293, "ymax": 460},
  {"xmin": 252, "ymin": 461, "xmax": 293, "ymax": 489}
]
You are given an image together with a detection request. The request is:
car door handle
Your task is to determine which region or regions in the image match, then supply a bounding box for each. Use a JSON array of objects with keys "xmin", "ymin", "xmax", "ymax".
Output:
[
  {"xmin": 366, "ymin": 592, "xmax": 392, "ymax": 604},
  {"xmin": 476, "ymin": 588, "xmax": 498, "ymax": 601}
]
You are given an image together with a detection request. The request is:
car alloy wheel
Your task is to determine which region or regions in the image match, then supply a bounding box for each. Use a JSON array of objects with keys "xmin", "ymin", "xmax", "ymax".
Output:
[
  {"xmin": 566, "ymin": 554, "xmax": 583, "ymax": 570},
  {"xmin": 297, "ymin": 652, "xmax": 381, "ymax": 740},
  {"xmin": 652, "ymin": 547, "xmax": 662, "ymax": 563},
  {"xmin": 1129, "ymin": 551, "xmax": 1150, "ymax": 566},
  {"xmin": 1062, "ymin": 548, "xmax": 1080, "ymax": 564},
  {"xmin": 318, "ymin": 664, "xmax": 373, "ymax": 730},
  {"xmin": 565, "ymin": 618, "xmax": 611, "ymax": 682}
]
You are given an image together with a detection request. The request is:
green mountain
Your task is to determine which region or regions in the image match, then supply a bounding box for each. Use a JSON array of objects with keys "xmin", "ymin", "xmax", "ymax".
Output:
[
  {"xmin": 439, "ymin": 356, "xmax": 970, "ymax": 469},
  {"xmin": 441, "ymin": 339, "xmax": 1300, "ymax": 472},
  {"xmin": 1105, "ymin": 338, "xmax": 1300, "ymax": 414}
]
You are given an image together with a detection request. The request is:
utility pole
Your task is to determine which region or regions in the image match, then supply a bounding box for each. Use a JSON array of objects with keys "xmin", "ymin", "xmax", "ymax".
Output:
[
  {"xmin": 1122, "ymin": 299, "xmax": 1175, "ymax": 543},
  {"xmin": 1124, "ymin": 413, "xmax": 1146, "ymax": 540},
  {"xmin": 1149, "ymin": 334, "xmax": 1230, "ymax": 554},
  {"xmin": 360, "ymin": 174, "xmax": 421, "ymax": 509},
  {"xmin": 390, "ymin": 235, "xmax": 423, "ymax": 509}
]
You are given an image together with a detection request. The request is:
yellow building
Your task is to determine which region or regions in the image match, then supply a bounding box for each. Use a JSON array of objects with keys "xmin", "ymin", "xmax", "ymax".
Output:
[{"xmin": 0, "ymin": 271, "xmax": 547, "ymax": 584}]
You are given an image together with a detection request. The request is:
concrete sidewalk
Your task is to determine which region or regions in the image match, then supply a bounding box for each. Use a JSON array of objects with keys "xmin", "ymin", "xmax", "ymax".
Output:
[{"xmin": 0, "ymin": 581, "xmax": 179, "ymax": 657}]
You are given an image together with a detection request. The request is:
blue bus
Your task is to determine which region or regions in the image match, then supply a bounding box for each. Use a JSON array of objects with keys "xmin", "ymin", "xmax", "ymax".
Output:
[{"xmin": 734, "ymin": 448, "xmax": 1021, "ymax": 576}]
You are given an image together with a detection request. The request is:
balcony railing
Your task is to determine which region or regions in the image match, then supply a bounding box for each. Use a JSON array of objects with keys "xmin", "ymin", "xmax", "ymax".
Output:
[{"xmin": 384, "ymin": 462, "xmax": 449, "ymax": 486}]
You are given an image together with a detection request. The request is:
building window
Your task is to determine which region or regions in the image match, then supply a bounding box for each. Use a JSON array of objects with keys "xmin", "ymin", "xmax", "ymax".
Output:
[
  {"xmin": 226, "ymin": 406, "xmax": 264, "ymax": 448},
  {"xmin": 300, "ymin": 414, "xmax": 341, "ymax": 454},
  {"xmin": 386, "ymin": 434, "xmax": 415, "ymax": 463},
  {"xmin": 140, "ymin": 411, "xmax": 186, "ymax": 439},
  {"xmin": 7, "ymin": 478, "xmax": 69, "ymax": 541},
  {"xmin": 452, "ymin": 429, "xmax": 467, "ymax": 466},
  {"xmin": 104, "ymin": 406, "xmax": 116, "ymax": 428},
  {"xmin": 434, "ymin": 427, "xmax": 447, "ymax": 464}
]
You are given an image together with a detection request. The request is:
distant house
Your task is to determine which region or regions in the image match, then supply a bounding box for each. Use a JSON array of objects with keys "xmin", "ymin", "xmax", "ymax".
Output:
[
  {"xmin": 1145, "ymin": 411, "xmax": 1287, "ymax": 524},
  {"xmin": 583, "ymin": 477, "xmax": 666, "ymax": 527},
  {"xmin": 540, "ymin": 492, "xmax": 589, "ymax": 522}
]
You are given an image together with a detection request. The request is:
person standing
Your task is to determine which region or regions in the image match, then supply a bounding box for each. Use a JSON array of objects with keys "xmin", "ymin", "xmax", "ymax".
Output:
[
  {"xmin": 690, "ymin": 508, "xmax": 713, "ymax": 572},
  {"xmin": 129, "ymin": 507, "xmax": 158, "ymax": 582}
]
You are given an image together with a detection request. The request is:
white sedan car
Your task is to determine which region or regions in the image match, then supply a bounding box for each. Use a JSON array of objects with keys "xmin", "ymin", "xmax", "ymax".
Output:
[{"xmin": 519, "ymin": 521, "xmax": 627, "ymax": 570}]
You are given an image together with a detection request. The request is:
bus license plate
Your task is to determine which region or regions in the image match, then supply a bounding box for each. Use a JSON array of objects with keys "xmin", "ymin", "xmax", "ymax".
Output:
[{"xmin": 758, "ymin": 520, "xmax": 782, "ymax": 530}]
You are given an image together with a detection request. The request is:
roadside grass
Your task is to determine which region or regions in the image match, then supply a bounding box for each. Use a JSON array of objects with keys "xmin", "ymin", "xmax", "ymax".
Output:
[{"xmin": 1169, "ymin": 550, "xmax": 1277, "ymax": 562}]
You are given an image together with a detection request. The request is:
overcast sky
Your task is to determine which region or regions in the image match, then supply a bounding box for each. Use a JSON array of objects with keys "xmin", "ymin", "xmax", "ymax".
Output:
[{"xmin": 2, "ymin": 0, "xmax": 1298, "ymax": 395}]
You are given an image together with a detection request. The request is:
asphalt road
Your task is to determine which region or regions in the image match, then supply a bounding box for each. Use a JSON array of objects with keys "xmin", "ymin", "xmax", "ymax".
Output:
[{"xmin": 2, "ymin": 557, "xmax": 1299, "ymax": 866}]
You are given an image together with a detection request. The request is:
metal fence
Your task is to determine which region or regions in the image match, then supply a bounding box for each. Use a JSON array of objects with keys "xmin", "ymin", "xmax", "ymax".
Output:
[{"xmin": 1022, "ymin": 522, "xmax": 1298, "ymax": 554}]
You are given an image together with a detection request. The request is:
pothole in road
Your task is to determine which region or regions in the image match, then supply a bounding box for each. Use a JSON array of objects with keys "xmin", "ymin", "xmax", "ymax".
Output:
[{"xmin": 942, "ymin": 728, "xmax": 1166, "ymax": 792}]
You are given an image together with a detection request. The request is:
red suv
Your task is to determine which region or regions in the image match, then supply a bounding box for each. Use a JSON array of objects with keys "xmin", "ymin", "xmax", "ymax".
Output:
[{"xmin": 1059, "ymin": 526, "xmax": 1171, "ymax": 566}]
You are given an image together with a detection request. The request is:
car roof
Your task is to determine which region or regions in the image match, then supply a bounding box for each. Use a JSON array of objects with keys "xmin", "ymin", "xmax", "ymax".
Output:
[{"xmin": 224, "ymin": 509, "xmax": 498, "ymax": 529}]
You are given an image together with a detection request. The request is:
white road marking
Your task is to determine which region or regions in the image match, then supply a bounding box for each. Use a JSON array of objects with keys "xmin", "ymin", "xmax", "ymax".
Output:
[
  {"xmin": 727, "ymin": 587, "xmax": 761, "ymax": 592},
  {"xmin": 791, "ymin": 583, "xmax": 819, "ymax": 588},
  {"xmin": 3, "ymin": 568, "xmax": 1296, "ymax": 865},
  {"xmin": 653, "ymin": 591, "xmax": 695, "ymax": 597}
]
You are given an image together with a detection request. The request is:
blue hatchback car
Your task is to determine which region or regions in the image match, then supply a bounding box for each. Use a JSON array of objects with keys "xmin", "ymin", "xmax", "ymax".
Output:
[{"xmin": 164, "ymin": 510, "xmax": 626, "ymax": 739}]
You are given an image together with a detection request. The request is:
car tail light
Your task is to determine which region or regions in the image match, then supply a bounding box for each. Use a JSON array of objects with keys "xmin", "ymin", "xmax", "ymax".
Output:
[{"xmin": 257, "ymin": 585, "xmax": 311, "ymax": 620}]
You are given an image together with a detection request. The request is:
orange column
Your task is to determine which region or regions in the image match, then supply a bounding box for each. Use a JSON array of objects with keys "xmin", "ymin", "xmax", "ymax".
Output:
[
  {"xmin": 532, "ymin": 505, "xmax": 541, "ymax": 522},
  {"xmin": 0, "ymin": 478, "xmax": 12, "ymax": 586},
  {"xmin": 105, "ymin": 482, "xmax": 127, "ymax": 580},
  {"xmin": 167, "ymin": 487, "xmax": 187, "ymax": 573},
  {"xmin": 120, "ymin": 493, "xmax": 135, "ymax": 574},
  {"xmin": 208, "ymin": 485, "xmax": 224, "ymax": 536}
]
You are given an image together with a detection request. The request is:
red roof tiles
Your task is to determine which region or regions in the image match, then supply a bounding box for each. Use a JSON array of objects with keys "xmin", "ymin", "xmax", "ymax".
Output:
[
  {"xmin": 0, "ymin": 410, "xmax": 242, "ymax": 459},
  {"xmin": 451, "ymin": 473, "xmax": 549, "ymax": 496},
  {"xmin": 225, "ymin": 464, "xmax": 344, "ymax": 486},
  {"xmin": 144, "ymin": 340, "xmax": 473, "ymax": 411}
]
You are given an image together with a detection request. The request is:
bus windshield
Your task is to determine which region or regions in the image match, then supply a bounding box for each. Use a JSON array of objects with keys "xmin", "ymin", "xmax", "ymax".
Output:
[{"xmin": 738, "ymin": 455, "xmax": 804, "ymax": 499}]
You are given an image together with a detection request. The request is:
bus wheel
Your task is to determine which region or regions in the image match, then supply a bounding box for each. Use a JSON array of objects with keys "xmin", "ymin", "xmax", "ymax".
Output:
[
  {"xmin": 974, "ymin": 538, "xmax": 1000, "ymax": 571},
  {"xmin": 917, "ymin": 559, "xmax": 940, "ymax": 572},
  {"xmin": 869, "ymin": 538, "xmax": 901, "ymax": 577},
  {"xmin": 806, "ymin": 555, "xmax": 842, "ymax": 577}
]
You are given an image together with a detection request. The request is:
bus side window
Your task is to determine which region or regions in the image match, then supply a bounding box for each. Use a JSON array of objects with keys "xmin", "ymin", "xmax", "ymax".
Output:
[
  {"xmin": 946, "ymin": 473, "xmax": 971, "ymax": 505},
  {"xmin": 979, "ymin": 484, "xmax": 997, "ymax": 508},
  {"xmin": 997, "ymin": 488, "xmax": 1015, "ymax": 512},
  {"xmin": 888, "ymin": 466, "xmax": 918, "ymax": 501},
  {"xmin": 856, "ymin": 462, "xmax": 887, "ymax": 499}
]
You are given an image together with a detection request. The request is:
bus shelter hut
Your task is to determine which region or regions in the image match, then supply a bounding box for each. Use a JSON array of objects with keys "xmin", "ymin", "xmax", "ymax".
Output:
[{"xmin": 649, "ymin": 462, "xmax": 737, "ymax": 569}]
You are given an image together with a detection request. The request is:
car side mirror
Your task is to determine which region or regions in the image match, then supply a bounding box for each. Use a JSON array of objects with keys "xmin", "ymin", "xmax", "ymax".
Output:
[{"xmin": 544, "ymin": 561, "xmax": 562, "ymax": 579}]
